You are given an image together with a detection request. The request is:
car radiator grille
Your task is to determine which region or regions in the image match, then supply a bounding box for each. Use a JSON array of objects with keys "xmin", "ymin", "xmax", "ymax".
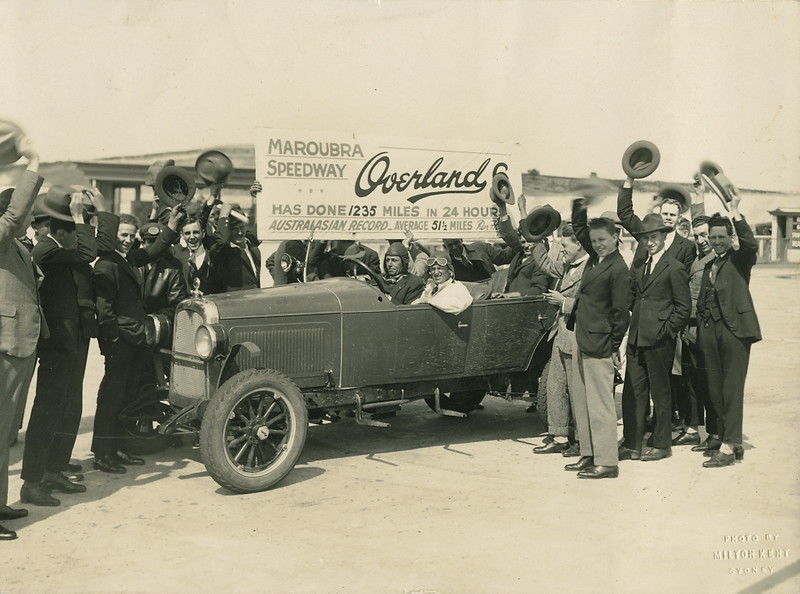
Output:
[
  {"xmin": 233, "ymin": 326, "xmax": 326, "ymax": 376},
  {"xmin": 171, "ymin": 309, "xmax": 206, "ymax": 399}
]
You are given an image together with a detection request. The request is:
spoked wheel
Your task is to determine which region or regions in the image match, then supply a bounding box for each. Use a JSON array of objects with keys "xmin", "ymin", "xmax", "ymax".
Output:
[
  {"xmin": 424, "ymin": 390, "xmax": 486, "ymax": 415},
  {"xmin": 200, "ymin": 369, "xmax": 308, "ymax": 493}
]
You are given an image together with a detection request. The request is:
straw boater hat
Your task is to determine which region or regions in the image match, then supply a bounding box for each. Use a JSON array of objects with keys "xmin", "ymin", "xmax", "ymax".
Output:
[{"xmin": 520, "ymin": 205, "xmax": 562, "ymax": 242}]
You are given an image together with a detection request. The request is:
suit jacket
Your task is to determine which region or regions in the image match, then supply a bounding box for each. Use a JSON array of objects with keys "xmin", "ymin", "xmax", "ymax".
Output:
[
  {"xmin": 172, "ymin": 243, "xmax": 215, "ymax": 294},
  {"xmin": 140, "ymin": 254, "xmax": 190, "ymax": 318},
  {"xmin": 0, "ymin": 170, "xmax": 46, "ymax": 358},
  {"xmin": 617, "ymin": 185, "xmax": 696, "ymax": 271},
  {"xmin": 570, "ymin": 199, "xmax": 631, "ymax": 358},
  {"xmin": 93, "ymin": 219, "xmax": 178, "ymax": 349},
  {"xmin": 696, "ymin": 217, "xmax": 761, "ymax": 342},
  {"xmin": 628, "ymin": 252, "xmax": 691, "ymax": 348},
  {"xmin": 385, "ymin": 273, "xmax": 424, "ymax": 305},
  {"xmin": 551, "ymin": 256, "xmax": 588, "ymax": 355},
  {"xmin": 33, "ymin": 224, "xmax": 98, "ymax": 350},
  {"xmin": 496, "ymin": 216, "xmax": 555, "ymax": 295},
  {"xmin": 450, "ymin": 239, "xmax": 516, "ymax": 282},
  {"xmin": 210, "ymin": 217, "xmax": 261, "ymax": 292}
]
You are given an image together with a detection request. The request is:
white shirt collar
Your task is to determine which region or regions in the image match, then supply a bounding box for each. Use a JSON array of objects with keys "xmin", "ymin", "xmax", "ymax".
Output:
[
  {"xmin": 663, "ymin": 229, "xmax": 676, "ymax": 251},
  {"xmin": 647, "ymin": 247, "xmax": 666, "ymax": 268}
]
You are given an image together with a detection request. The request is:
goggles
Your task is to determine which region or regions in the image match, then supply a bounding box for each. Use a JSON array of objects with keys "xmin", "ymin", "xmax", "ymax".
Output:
[{"xmin": 425, "ymin": 257, "xmax": 449, "ymax": 267}]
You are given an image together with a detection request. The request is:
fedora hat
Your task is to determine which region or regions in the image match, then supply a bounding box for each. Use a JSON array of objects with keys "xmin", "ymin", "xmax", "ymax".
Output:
[
  {"xmin": 40, "ymin": 185, "xmax": 86, "ymax": 222},
  {"xmin": 144, "ymin": 159, "xmax": 175, "ymax": 186},
  {"xmin": 0, "ymin": 119, "xmax": 26, "ymax": 166},
  {"xmin": 699, "ymin": 160, "xmax": 736, "ymax": 210},
  {"xmin": 195, "ymin": 150, "xmax": 233, "ymax": 185},
  {"xmin": 632, "ymin": 213, "xmax": 672, "ymax": 237},
  {"xmin": 32, "ymin": 193, "xmax": 51, "ymax": 223},
  {"xmin": 622, "ymin": 140, "xmax": 660, "ymax": 179},
  {"xmin": 657, "ymin": 184, "xmax": 691, "ymax": 214},
  {"xmin": 155, "ymin": 165, "xmax": 197, "ymax": 207},
  {"xmin": 520, "ymin": 204, "xmax": 562, "ymax": 242},
  {"xmin": 490, "ymin": 172, "xmax": 515, "ymax": 205},
  {"xmin": 574, "ymin": 177, "xmax": 611, "ymax": 202}
]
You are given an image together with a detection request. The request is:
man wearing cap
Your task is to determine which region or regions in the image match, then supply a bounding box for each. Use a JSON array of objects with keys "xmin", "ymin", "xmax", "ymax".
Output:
[
  {"xmin": 617, "ymin": 176, "xmax": 696, "ymax": 271},
  {"xmin": 0, "ymin": 137, "xmax": 43, "ymax": 540},
  {"xmin": 210, "ymin": 203, "xmax": 261, "ymax": 292},
  {"xmin": 92, "ymin": 209, "xmax": 183, "ymax": 473},
  {"xmin": 696, "ymin": 193, "xmax": 760, "ymax": 468},
  {"xmin": 19, "ymin": 188, "xmax": 108, "ymax": 506},
  {"xmin": 619, "ymin": 214, "xmax": 690, "ymax": 463},
  {"xmin": 382, "ymin": 242, "xmax": 424, "ymax": 304},
  {"xmin": 672, "ymin": 215, "xmax": 717, "ymax": 449}
]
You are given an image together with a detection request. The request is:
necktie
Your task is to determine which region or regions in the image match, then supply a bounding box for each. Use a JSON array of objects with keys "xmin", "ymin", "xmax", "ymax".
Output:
[
  {"xmin": 710, "ymin": 257, "xmax": 721, "ymax": 286},
  {"xmin": 642, "ymin": 257, "xmax": 652, "ymax": 285}
]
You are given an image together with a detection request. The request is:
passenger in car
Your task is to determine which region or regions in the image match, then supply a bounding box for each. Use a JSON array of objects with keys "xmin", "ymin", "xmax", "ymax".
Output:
[
  {"xmin": 382, "ymin": 242, "xmax": 424, "ymax": 304},
  {"xmin": 411, "ymin": 250, "xmax": 473, "ymax": 314}
]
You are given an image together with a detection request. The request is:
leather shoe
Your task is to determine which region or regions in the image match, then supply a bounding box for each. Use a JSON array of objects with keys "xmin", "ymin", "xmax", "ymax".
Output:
[
  {"xmin": 703, "ymin": 451, "xmax": 736, "ymax": 468},
  {"xmin": 533, "ymin": 441, "xmax": 570, "ymax": 454},
  {"xmin": 618, "ymin": 447, "xmax": 641, "ymax": 461},
  {"xmin": 565, "ymin": 456, "xmax": 594, "ymax": 472},
  {"xmin": 43, "ymin": 472, "xmax": 87, "ymax": 494},
  {"xmin": 641, "ymin": 447, "xmax": 672, "ymax": 461},
  {"xmin": 93, "ymin": 455, "xmax": 127, "ymax": 474},
  {"xmin": 114, "ymin": 450, "xmax": 145, "ymax": 466},
  {"xmin": 578, "ymin": 465, "xmax": 619, "ymax": 479},
  {"xmin": 0, "ymin": 505, "xmax": 28, "ymax": 521},
  {"xmin": 692, "ymin": 436, "xmax": 721, "ymax": 452},
  {"xmin": 734, "ymin": 445, "xmax": 744, "ymax": 461},
  {"xmin": 561, "ymin": 443, "xmax": 581, "ymax": 458},
  {"xmin": 66, "ymin": 463, "xmax": 83, "ymax": 472},
  {"xmin": 0, "ymin": 524, "xmax": 17, "ymax": 541},
  {"xmin": 20, "ymin": 482, "xmax": 60, "ymax": 507},
  {"xmin": 672, "ymin": 430, "xmax": 701, "ymax": 446}
]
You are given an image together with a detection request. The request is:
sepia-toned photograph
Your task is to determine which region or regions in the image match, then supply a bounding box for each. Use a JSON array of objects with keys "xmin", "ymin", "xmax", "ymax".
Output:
[{"xmin": 1, "ymin": 1, "xmax": 798, "ymax": 592}]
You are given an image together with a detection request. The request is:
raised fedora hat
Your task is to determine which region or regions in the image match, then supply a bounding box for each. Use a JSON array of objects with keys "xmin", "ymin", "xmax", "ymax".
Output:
[
  {"xmin": 40, "ymin": 185, "xmax": 87, "ymax": 222},
  {"xmin": 144, "ymin": 159, "xmax": 176, "ymax": 187},
  {"xmin": 490, "ymin": 172, "xmax": 516, "ymax": 205},
  {"xmin": 0, "ymin": 119, "xmax": 26, "ymax": 166},
  {"xmin": 195, "ymin": 150, "xmax": 234, "ymax": 185},
  {"xmin": 631, "ymin": 213, "xmax": 672, "ymax": 237},
  {"xmin": 700, "ymin": 160, "xmax": 736, "ymax": 210},
  {"xmin": 32, "ymin": 193, "xmax": 51, "ymax": 223},
  {"xmin": 622, "ymin": 140, "xmax": 661, "ymax": 179},
  {"xmin": 155, "ymin": 165, "xmax": 197, "ymax": 207},
  {"xmin": 657, "ymin": 184, "xmax": 691, "ymax": 214},
  {"xmin": 520, "ymin": 204, "xmax": 562, "ymax": 242}
]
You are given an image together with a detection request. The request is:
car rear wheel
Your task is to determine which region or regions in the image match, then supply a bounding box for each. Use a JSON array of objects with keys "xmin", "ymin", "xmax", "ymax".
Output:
[
  {"xmin": 200, "ymin": 369, "xmax": 308, "ymax": 493},
  {"xmin": 424, "ymin": 390, "xmax": 486, "ymax": 415}
]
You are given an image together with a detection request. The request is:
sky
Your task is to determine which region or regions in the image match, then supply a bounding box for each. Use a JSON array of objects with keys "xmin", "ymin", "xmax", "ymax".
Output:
[{"xmin": 1, "ymin": 0, "xmax": 798, "ymax": 192}]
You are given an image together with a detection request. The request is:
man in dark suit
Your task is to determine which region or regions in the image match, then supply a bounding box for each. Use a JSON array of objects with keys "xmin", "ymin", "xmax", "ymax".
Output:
[
  {"xmin": 0, "ymin": 138, "xmax": 44, "ymax": 540},
  {"xmin": 567, "ymin": 199, "xmax": 631, "ymax": 479},
  {"xmin": 617, "ymin": 177, "xmax": 696, "ymax": 271},
  {"xmin": 382, "ymin": 242, "xmax": 424, "ymax": 304},
  {"xmin": 697, "ymin": 193, "xmax": 761, "ymax": 467},
  {"xmin": 139, "ymin": 222, "xmax": 189, "ymax": 318},
  {"xmin": 210, "ymin": 203, "xmax": 261, "ymax": 292},
  {"xmin": 91, "ymin": 210, "xmax": 182, "ymax": 473},
  {"xmin": 619, "ymin": 214, "xmax": 690, "ymax": 462},
  {"xmin": 19, "ymin": 188, "xmax": 110, "ymax": 506}
]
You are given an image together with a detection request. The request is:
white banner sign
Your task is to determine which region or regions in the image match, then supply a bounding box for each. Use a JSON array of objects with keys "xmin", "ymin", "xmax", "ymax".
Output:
[{"xmin": 255, "ymin": 129, "xmax": 521, "ymax": 240}]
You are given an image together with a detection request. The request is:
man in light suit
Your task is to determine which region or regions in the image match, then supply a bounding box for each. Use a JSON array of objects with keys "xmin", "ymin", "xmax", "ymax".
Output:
[
  {"xmin": 567, "ymin": 198, "xmax": 631, "ymax": 479},
  {"xmin": 0, "ymin": 139, "xmax": 44, "ymax": 540},
  {"xmin": 619, "ymin": 214, "xmax": 690, "ymax": 462},
  {"xmin": 697, "ymin": 193, "xmax": 761, "ymax": 467}
]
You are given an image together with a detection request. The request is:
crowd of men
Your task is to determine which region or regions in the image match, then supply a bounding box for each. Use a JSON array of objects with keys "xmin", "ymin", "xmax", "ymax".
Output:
[{"xmin": 0, "ymin": 135, "xmax": 760, "ymax": 541}]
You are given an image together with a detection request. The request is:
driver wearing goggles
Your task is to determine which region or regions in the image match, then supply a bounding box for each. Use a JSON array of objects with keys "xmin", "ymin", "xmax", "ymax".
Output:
[{"xmin": 411, "ymin": 250, "xmax": 473, "ymax": 315}]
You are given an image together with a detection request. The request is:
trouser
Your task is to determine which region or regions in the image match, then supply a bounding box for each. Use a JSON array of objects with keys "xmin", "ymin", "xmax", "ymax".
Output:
[
  {"xmin": 574, "ymin": 350, "xmax": 618, "ymax": 466},
  {"xmin": 0, "ymin": 352, "xmax": 37, "ymax": 506},
  {"xmin": 624, "ymin": 337, "xmax": 676, "ymax": 450},
  {"xmin": 545, "ymin": 343, "xmax": 577, "ymax": 439},
  {"xmin": 698, "ymin": 318, "xmax": 751, "ymax": 445},
  {"xmin": 92, "ymin": 340, "xmax": 147, "ymax": 456},
  {"xmin": 678, "ymin": 336, "xmax": 714, "ymax": 432},
  {"xmin": 21, "ymin": 338, "xmax": 89, "ymax": 482}
]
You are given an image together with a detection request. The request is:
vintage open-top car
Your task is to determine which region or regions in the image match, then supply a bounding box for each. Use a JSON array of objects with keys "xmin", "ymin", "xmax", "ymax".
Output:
[{"xmin": 139, "ymin": 264, "xmax": 557, "ymax": 493}]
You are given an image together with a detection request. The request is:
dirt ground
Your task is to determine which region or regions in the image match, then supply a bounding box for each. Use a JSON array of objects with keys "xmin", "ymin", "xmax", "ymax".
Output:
[{"xmin": 2, "ymin": 264, "xmax": 799, "ymax": 594}]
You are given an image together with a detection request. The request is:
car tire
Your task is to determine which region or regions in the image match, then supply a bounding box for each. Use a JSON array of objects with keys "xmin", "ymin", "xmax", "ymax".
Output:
[
  {"xmin": 424, "ymin": 390, "xmax": 486, "ymax": 415},
  {"xmin": 200, "ymin": 368, "xmax": 308, "ymax": 494}
]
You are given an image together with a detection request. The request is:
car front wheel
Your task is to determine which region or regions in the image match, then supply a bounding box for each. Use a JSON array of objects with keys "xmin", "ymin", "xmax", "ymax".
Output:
[{"xmin": 200, "ymin": 369, "xmax": 308, "ymax": 493}]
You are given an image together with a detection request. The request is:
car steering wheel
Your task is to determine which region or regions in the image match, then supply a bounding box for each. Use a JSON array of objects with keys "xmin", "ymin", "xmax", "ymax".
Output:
[{"xmin": 342, "ymin": 257, "xmax": 390, "ymax": 295}]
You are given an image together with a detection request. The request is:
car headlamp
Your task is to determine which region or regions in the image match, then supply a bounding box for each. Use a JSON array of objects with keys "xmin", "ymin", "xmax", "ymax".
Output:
[
  {"xmin": 195, "ymin": 324, "xmax": 227, "ymax": 361},
  {"xmin": 145, "ymin": 314, "xmax": 172, "ymax": 349}
]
